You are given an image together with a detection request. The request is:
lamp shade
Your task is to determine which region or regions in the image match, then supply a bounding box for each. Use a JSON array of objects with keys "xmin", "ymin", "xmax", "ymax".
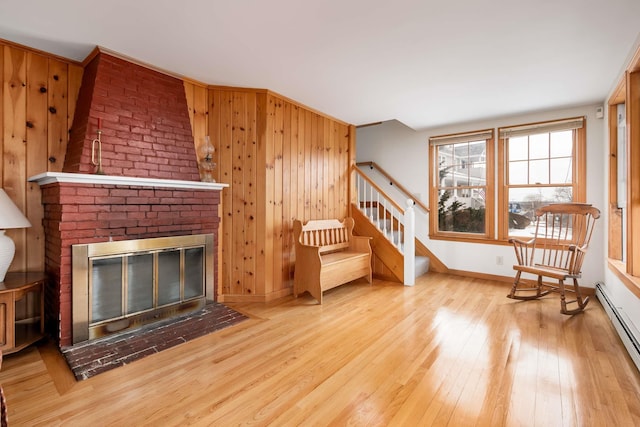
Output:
[
  {"xmin": 0, "ymin": 189, "xmax": 31, "ymax": 281},
  {"xmin": 0, "ymin": 189, "xmax": 31, "ymax": 229}
]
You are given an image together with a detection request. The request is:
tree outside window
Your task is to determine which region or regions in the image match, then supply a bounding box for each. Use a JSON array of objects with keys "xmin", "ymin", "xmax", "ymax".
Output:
[{"xmin": 429, "ymin": 130, "xmax": 494, "ymax": 240}]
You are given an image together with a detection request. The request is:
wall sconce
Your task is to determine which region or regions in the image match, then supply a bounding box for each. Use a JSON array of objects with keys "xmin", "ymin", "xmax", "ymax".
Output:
[
  {"xmin": 0, "ymin": 189, "xmax": 32, "ymax": 282},
  {"xmin": 197, "ymin": 136, "xmax": 216, "ymax": 182}
]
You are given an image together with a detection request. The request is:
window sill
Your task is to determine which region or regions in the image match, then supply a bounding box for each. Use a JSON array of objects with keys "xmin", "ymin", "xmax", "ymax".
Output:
[
  {"xmin": 607, "ymin": 258, "xmax": 640, "ymax": 299},
  {"xmin": 429, "ymin": 234, "xmax": 511, "ymax": 246}
]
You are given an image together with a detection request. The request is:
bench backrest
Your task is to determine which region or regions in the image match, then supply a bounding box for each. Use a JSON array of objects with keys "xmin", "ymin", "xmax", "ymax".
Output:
[
  {"xmin": 293, "ymin": 218, "xmax": 355, "ymax": 254},
  {"xmin": 530, "ymin": 203, "xmax": 600, "ymax": 275}
]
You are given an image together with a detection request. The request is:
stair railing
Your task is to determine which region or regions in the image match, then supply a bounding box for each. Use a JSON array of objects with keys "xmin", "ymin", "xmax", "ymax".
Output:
[
  {"xmin": 353, "ymin": 165, "xmax": 415, "ymax": 285},
  {"xmin": 356, "ymin": 161, "xmax": 429, "ymax": 214}
]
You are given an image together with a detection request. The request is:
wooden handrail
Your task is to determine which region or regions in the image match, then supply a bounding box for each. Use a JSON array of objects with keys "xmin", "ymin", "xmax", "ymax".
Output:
[
  {"xmin": 353, "ymin": 165, "xmax": 405, "ymax": 213},
  {"xmin": 355, "ymin": 161, "xmax": 430, "ymax": 213}
]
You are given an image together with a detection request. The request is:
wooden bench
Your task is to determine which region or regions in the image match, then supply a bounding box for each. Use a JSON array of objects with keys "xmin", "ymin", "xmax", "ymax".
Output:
[{"xmin": 293, "ymin": 217, "xmax": 372, "ymax": 304}]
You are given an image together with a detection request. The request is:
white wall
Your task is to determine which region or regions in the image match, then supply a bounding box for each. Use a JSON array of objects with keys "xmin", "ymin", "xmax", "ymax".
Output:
[{"xmin": 356, "ymin": 104, "xmax": 606, "ymax": 285}]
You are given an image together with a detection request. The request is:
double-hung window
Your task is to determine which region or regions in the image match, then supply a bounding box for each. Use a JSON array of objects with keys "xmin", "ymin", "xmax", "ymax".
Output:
[
  {"xmin": 497, "ymin": 117, "xmax": 586, "ymax": 240},
  {"xmin": 429, "ymin": 129, "xmax": 494, "ymax": 240}
]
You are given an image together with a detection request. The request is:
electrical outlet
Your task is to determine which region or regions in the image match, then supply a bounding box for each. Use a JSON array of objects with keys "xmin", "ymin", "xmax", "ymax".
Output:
[{"xmin": 496, "ymin": 256, "xmax": 504, "ymax": 265}]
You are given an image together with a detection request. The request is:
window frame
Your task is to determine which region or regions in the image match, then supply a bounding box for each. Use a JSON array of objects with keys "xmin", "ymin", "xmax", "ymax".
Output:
[
  {"xmin": 497, "ymin": 117, "xmax": 587, "ymax": 241},
  {"xmin": 607, "ymin": 51, "xmax": 640, "ymax": 297},
  {"xmin": 429, "ymin": 129, "xmax": 495, "ymax": 242}
]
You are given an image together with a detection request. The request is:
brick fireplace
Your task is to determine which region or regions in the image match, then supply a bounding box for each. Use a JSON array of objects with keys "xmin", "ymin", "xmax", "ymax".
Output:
[{"xmin": 29, "ymin": 50, "xmax": 226, "ymax": 347}]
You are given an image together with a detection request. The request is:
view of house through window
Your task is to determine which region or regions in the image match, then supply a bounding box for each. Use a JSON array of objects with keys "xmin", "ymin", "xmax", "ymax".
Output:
[
  {"xmin": 429, "ymin": 130, "xmax": 494, "ymax": 239},
  {"xmin": 429, "ymin": 118, "xmax": 585, "ymax": 243}
]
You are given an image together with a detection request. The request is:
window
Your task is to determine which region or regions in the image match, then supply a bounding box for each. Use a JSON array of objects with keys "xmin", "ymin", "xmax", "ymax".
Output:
[
  {"xmin": 498, "ymin": 117, "xmax": 586, "ymax": 240},
  {"xmin": 607, "ymin": 64, "xmax": 640, "ymax": 294},
  {"xmin": 429, "ymin": 129, "xmax": 494, "ymax": 240}
]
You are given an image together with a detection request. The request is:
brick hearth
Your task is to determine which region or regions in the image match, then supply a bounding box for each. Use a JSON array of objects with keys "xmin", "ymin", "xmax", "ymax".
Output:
[{"xmin": 62, "ymin": 302, "xmax": 247, "ymax": 380}]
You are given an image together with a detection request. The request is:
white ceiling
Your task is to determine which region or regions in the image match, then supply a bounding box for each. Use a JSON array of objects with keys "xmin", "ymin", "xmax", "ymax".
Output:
[{"xmin": 1, "ymin": 0, "xmax": 639, "ymax": 130}]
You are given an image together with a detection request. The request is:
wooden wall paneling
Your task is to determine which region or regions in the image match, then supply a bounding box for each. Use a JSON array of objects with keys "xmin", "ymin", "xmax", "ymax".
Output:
[
  {"xmin": 339, "ymin": 123, "xmax": 348, "ymax": 218},
  {"xmin": 220, "ymin": 91, "xmax": 236, "ymax": 294},
  {"xmin": 66, "ymin": 64, "xmax": 83, "ymax": 170},
  {"xmin": 255, "ymin": 92, "xmax": 268, "ymax": 297},
  {"xmin": 208, "ymin": 88, "xmax": 352, "ymax": 301},
  {"xmin": 244, "ymin": 91, "xmax": 257, "ymax": 296},
  {"xmin": 304, "ymin": 109, "xmax": 312, "ymax": 221},
  {"xmin": 326, "ymin": 118, "xmax": 334, "ymax": 220},
  {"xmin": 47, "ymin": 59, "xmax": 68, "ymax": 171},
  {"xmin": 212, "ymin": 90, "xmax": 230, "ymax": 295},
  {"xmin": 344, "ymin": 124, "xmax": 353, "ymax": 218},
  {"xmin": 184, "ymin": 82, "xmax": 195, "ymax": 130},
  {"xmin": 311, "ymin": 113, "xmax": 320, "ymax": 218},
  {"xmin": 272, "ymin": 96, "xmax": 284, "ymax": 293},
  {"xmin": 193, "ymin": 85, "xmax": 208, "ymax": 153},
  {"xmin": 295, "ymin": 106, "xmax": 305, "ymax": 224},
  {"xmin": 348, "ymin": 124, "xmax": 357, "ymax": 211},
  {"xmin": 336, "ymin": 123, "xmax": 343, "ymax": 219},
  {"xmin": 289, "ymin": 104, "xmax": 301, "ymax": 285},
  {"xmin": 318, "ymin": 116, "xmax": 325, "ymax": 218},
  {"xmin": 263, "ymin": 94, "xmax": 276, "ymax": 296},
  {"xmin": 25, "ymin": 53, "xmax": 48, "ymax": 271},
  {"xmin": 282, "ymin": 100, "xmax": 293, "ymax": 287},
  {"xmin": 231, "ymin": 92, "xmax": 247, "ymax": 294},
  {"xmin": 3, "ymin": 46, "xmax": 28, "ymax": 271}
]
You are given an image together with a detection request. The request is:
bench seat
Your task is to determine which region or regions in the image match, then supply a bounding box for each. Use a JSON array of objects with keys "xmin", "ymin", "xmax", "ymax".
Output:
[{"xmin": 293, "ymin": 218, "xmax": 372, "ymax": 304}]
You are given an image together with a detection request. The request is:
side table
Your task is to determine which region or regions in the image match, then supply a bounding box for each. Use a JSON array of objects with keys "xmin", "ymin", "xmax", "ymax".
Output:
[{"xmin": 0, "ymin": 272, "xmax": 46, "ymax": 354}]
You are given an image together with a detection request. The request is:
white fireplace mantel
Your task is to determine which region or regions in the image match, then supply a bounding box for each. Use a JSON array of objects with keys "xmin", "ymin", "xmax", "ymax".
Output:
[{"xmin": 29, "ymin": 172, "xmax": 229, "ymax": 190}]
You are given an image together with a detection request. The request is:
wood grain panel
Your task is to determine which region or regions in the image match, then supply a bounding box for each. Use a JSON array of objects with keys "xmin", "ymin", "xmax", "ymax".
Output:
[
  {"xmin": 183, "ymin": 81, "xmax": 195, "ymax": 130},
  {"xmin": 219, "ymin": 90, "xmax": 234, "ymax": 295},
  {"xmin": 66, "ymin": 63, "xmax": 83, "ymax": 168},
  {"xmin": 25, "ymin": 53, "xmax": 48, "ymax": 270},
  {"xmin": 272, "ymin": 95, "xmax": 284, "ymax": 293},
  {"xmin": 193, "ymin": 84, "xmax": 207, "ymax": 152},
  {"xmin": 0, "ymin": 41, "xmax": 82, "ymax": 274},
  {"xmin": 231, "ymin": 92, "xmax": 246, "ymax": 294},
  {"xmin": 263, "ymin": 94, "xmax": 275, "ymax": 298},
  {"xmin": 47, "ymin": 59, "xmax": 67, "ymax": 171},
  {"xmin": 211, "ymin": 86, "xmax": 352, "ymax": 302},
  {"xmin": 244, "ymin": 91, "xmax": 258, "ymax": 296},
  {"xmin": 282, "ymin": 101, "xmax": 293, "ymax": 286},
  {"xmin": 3, "ymin": 46, "xmax": 28, "ymax": 270},
  {"xmin": 255, "ymin": 92, "xmax": 268, "ymax": 297}
]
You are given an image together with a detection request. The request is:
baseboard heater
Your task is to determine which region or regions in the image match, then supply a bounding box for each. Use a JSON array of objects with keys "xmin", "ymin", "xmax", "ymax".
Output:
[{"xmin": 595, "ymin": 283, "xmax": 640, "ymax": 372}]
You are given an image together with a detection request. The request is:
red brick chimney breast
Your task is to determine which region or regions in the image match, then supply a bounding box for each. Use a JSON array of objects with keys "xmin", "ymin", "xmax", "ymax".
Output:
[{"xmin": 64, "ymin": 52, "xmax": 201, "ymax": 181}]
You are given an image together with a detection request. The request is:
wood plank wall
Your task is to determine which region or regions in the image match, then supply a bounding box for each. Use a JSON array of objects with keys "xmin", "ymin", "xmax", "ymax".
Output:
[
  {"xmin": 208, "ymin": 87, "xmax": 353, "ymax": 301},
  {"xmin": 0, "ymin": 40, "xmax": 83, "ymax": 274},
  {"xmin": 1, "ymin": 38, "xmax": 355, "ymax": 302}
]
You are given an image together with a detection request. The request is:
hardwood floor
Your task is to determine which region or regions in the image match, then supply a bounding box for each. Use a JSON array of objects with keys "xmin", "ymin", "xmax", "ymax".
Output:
[{"xmin": 2, "ymin": 273, "xmax": 640, "ymax": 426}]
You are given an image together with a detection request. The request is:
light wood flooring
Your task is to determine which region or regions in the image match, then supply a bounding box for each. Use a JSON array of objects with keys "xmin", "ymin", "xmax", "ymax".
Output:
[{"xmin": 2, "ymin": 273, "xmax": 640, "ymax": 426}]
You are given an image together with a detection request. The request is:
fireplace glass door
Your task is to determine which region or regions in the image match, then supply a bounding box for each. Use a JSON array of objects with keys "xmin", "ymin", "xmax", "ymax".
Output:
[
  {"xmin": 89, "ymin": 247, "xmax": 204, "ymax": 327},
  {"xmin": 73, "ymin": 234, "xmax": 213, "ymax": 344}
]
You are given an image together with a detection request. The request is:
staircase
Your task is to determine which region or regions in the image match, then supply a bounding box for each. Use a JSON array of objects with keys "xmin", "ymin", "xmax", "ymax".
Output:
[{"xmin": 352, "ymin": 163, "xmax": 446, "ymax": 284}]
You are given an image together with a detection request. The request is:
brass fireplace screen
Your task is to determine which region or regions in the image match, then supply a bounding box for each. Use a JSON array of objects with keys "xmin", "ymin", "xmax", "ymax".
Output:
[{"xmin": 71, "ymin": 234, "xmax": 214, "ymax": 344}]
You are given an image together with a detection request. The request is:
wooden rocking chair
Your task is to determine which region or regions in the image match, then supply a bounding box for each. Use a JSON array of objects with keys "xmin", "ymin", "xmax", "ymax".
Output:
[{"xmin": 507, "ymin": 203, "xmax": 600, "ymax": 315}]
